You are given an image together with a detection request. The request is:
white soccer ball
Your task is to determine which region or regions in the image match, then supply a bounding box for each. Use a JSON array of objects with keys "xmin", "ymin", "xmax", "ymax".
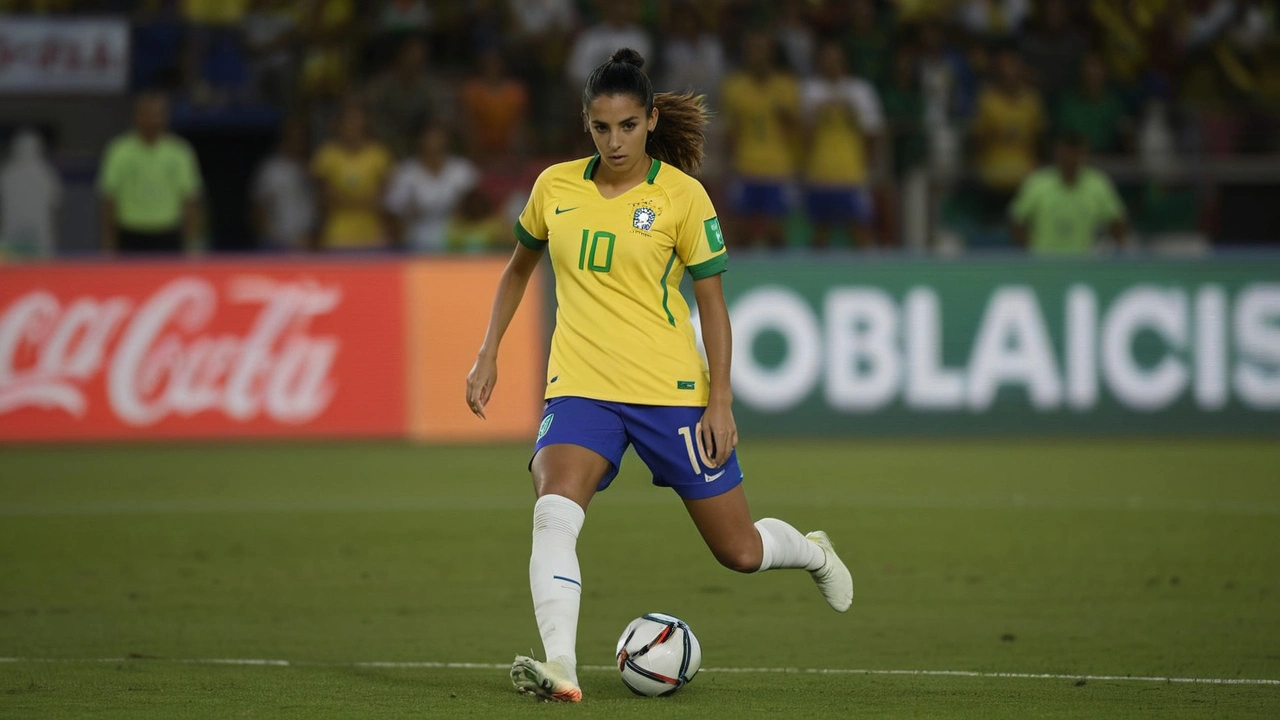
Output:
[{"xmin": 615, "ymin": 613, "xmax": 702, "ymax": 697}]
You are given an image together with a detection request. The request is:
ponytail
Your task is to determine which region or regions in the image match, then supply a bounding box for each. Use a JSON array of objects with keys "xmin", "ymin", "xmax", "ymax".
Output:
[
  {"xmin": 649, "ymin": 91, "xmax": 709, "ymax": 176},
  {"xmin": 583, "ymin": 48, "xmax": 710, "ymax": 176}
]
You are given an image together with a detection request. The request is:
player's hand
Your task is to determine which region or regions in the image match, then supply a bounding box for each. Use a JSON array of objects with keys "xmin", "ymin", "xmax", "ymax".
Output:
[
  {"xmin": 698, "ymin": 401, "xmax": 738, "ymax": 468},
  {"xmin": 465, "ymin": 353, "xmax": 498, "ymax": 420}
]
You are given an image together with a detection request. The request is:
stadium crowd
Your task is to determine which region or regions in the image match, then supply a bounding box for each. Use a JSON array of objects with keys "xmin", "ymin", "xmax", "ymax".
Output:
[{"xmin": 1, "ymin": 0, "xmax": 1278, "ymax": 256}]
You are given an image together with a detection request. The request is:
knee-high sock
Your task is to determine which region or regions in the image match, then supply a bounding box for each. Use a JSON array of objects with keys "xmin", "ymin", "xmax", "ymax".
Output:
[
  {"xmin": 754, "ymin": 517, "xmax": 825, "ymax": 572},
  {"xmin": 529, "ymin": 494, "xmax": 585, "ymax": 679}
]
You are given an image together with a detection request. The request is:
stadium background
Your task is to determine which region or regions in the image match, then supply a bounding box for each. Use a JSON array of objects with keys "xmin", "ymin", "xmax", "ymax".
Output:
[{"xmin": 2, "ymin": 2, "xmax": 1279, "ymax": 718}]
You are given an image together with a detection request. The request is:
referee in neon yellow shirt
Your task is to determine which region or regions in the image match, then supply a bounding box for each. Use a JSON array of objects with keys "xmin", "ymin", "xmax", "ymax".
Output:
[
  {"xmin": 98, "ymin": 93, "xmax": 203, "ymax": 254},
  {"xmin": 1010, "ymin": 131, "xmax": 1128, "ymax": 255}
]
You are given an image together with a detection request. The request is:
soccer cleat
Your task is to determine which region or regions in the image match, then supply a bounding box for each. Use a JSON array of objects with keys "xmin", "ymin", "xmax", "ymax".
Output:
[
  {"xmin": 806, "ymin": 531, "xmax": 854, "ymax": 612},
  {"xmin": 510, "ymin": 655, "xmax": 582, "ymax": 703}
]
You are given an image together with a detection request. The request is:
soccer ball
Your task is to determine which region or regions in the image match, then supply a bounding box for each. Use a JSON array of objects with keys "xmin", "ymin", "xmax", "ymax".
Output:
[{"xmin": 615, "ymin": 613, "xmax": 702, "ymax": 697}]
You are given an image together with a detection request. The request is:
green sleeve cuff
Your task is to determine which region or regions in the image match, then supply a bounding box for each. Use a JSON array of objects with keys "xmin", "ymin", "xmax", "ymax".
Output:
[
  {"xmin": 688, "ymin": 253, "xmax": 728, "ymax": 280},
  {"xmin": 513, "ymin": 221, "xmax": 546, "ymax": 250}
]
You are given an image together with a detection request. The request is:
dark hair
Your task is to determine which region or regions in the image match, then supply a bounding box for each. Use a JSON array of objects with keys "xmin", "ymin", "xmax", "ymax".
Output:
[
  {"xmin": 582, "ymin": 48, "xmax": 710, "ymax": 175},
  {"xmin": 1056, "ymin": 129, "xmax": 1087, "ymax": 149}
]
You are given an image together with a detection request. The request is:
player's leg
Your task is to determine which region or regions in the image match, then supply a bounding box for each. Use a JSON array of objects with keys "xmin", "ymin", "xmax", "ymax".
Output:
[
  {"xmin": 681, "ymin": 483, "xmax": 853, "ymax": 612},
  {"xmin": 513, "ymin": 398, "xmax": 626, "ymax": 702},
  {"xmin": 623, "ymin": 404, "xmax": 853, "ymax": 612},
  {"xmin": 513, "ymin": 443, "xmax": 606, "ymax": 701}
]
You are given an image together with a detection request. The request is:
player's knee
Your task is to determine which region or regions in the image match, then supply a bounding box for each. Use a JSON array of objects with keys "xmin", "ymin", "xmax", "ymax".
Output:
[{"xmin": 715, "ymin": 545, "xmax": 762, "ymax": 574}]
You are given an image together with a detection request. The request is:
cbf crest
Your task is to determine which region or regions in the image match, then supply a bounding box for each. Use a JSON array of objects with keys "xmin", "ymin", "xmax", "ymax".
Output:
[{"xmin": 632, "ymin": 206, "xmax": 656, "ymax": 231}]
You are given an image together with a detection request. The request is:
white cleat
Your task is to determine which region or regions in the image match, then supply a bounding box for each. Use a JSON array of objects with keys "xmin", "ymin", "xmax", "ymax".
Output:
[
  {"xmin": 510, "ymin": 655, "xmax": 582, "ymax": 703},
  {"xmin": 806, "ymin": 531, "xmax": 853, "ymax": 612}
]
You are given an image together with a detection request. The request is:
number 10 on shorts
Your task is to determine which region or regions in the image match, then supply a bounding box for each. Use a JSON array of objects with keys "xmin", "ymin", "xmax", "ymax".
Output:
[{"xmin": 677, "ymin": 423, "xmax": 716, "ymax": 475}]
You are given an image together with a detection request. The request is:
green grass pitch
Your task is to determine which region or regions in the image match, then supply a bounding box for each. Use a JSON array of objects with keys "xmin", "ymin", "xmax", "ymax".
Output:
[{"xmin": 2, "ymin": 439, "xmax": 1279, "ymax": 718}]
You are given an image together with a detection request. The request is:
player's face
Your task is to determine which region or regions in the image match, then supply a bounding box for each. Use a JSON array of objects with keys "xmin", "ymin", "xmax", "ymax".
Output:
[{"xmin": 585, "ymin": 94, "xmax": 658, "ymax": 177}]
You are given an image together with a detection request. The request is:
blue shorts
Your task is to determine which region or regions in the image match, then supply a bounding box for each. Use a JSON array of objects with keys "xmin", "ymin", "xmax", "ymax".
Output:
[
  {"xmin": 533, "ymin": 396, "xmax": 744, "ymax": 501},
  {"xmin": 729, "ymin": 178, "xmax": 793, "ymax": 218},
  {"xmin": 805, "ymin": 186, "xmax": 874, "ymax": 224}
]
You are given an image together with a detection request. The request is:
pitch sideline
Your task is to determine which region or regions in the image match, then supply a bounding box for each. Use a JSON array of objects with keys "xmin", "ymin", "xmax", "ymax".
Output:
[{"xmin": 1, "ymin": 657, "xmax": 1277, "ymax": 686}]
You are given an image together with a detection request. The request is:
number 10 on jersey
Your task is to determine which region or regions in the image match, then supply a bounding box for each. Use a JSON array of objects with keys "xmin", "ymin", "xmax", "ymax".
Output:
[{"xmin": 578, "ymin": 229, "xmax": 616, "ymax": 273}]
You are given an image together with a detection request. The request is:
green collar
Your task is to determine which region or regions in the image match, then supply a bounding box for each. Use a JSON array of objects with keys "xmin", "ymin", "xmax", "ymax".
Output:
[{"xmin": 583, "ymin": 154, "xmax": 662, "ymax": 184}]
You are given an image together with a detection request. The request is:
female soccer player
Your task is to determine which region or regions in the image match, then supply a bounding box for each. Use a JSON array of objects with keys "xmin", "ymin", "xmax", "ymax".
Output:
[{"xmin": 465, "ymin": 48, "xmax": 853, "ymax": 703}]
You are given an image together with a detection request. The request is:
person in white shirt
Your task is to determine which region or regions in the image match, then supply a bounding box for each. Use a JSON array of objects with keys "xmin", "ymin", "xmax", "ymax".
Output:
[
  {"xmin": 566, "ymin": 0, "xmax": 652, "ymax": 87},
  {"xmin": 0, "ymin": 130, "xmax": 62, "ymax": 258},
  {"xmin": 657, "ymin": 2, "xmax": 725, "ymax": 104},
  {"xmin": 252, "ymin": 119, "xmax": 316, "ymax": 251},
  {"xmin": 384, "ymin": 123, "xmax": 479, "ymax": 253}
]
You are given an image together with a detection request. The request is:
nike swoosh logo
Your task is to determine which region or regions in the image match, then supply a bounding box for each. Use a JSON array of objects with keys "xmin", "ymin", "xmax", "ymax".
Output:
[
  {"xmin": 555, "ymin": 205, "xmax": 579, "ymax": 214},
  {"xmin": 703, "ymin": 470, "xmax": 726, "ymax": 483}
]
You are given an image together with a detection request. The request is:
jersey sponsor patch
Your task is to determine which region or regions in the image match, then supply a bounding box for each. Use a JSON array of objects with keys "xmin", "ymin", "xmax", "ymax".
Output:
[
  {"xmin": 704, "ymin": 216, "xmax": 725, "ymax": 251},
  {"xmin": 633, "ymin": 206, "xmax": 656, "ymax": 231},
  {"xmin": 677, "ymin": 380, "xmax": 696, "ymax": 390}
]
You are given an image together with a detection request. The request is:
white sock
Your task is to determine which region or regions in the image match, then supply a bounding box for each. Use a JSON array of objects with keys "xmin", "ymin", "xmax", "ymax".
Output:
[
  {"xmin": 754, "ymin": 518, "xmax": 825, "ymax": 572},
  {"xmin": 529, "ymin": 494, "xmax": 585, "ymax": 683}
]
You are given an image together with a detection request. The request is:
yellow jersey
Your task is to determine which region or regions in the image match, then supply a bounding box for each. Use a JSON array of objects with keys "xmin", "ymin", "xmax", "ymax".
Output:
[
  {"xmin": 973, "ymin": 87, "xmax": 1045, "ymax": 190},
  {"xmin": 311, "ymin": 141, "xmax": 392, "ymax": 248},
  {"xmin": 801, "ymin": 77, "xmax": 884, "ymax": 185},
  {"xmin": 515, "ymin": 155, "xmax": 727, "ymax": 407},
  {"xmin": 721, "ymin": 72, "xmax": 800, "ymax": 179}
]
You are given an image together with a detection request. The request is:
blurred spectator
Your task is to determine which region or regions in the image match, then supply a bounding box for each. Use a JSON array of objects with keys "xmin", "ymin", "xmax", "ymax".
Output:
[
  {"xmin": 1055, "ymin": 53, "xmax": 1131, "ymax": 156},
  {"xmin": 843, "ymin": 0, "xmax": 892, "ymax": 90},
  {"xmin": 720, "ymin": 30, "xmax": 800, "ymax": 249},
  {"xmin": 298, "ymin": 0, "xmax": 359, "ymax": 119},
  {"xmin": 882, "ymin": 46, "xmax": 927, "ymax": 178},
  {"xmin": 776, "ymin": 0, "xmax": 816, "ymax": 76},
  {"xmin": 377, "ymin": 0, "xmax": 432, "ymax": 34},
  {"xmin": 566, "ymin": 0, "xmax": 652, "ymax": 88},
  {"xmin": 368, "ymin": 37, "xmax": 447, "ymax": 158},
  {"xmin": 1010, "ymin": 131, "xmax": 1127, "ymax": 254},
  {"xmin": 182, "ymin": 0, "xmax": 251, "ymax": 25},
  {"xmin": 0, "ymin": 131, "xmax": 62, "ymax": 259},
  {"xmin": 1017, "ymin": 0, "xmax": 1086, "ymax": 104},
  {"xmin": 444, "ymin": 187, "xmax": 506, "ymax": 254},
  {"xmin": 508, "ymin": 0, "xmax": 577, "ymax": 37},
  {"xmin": 1090, "ymin": 0, "xmax": 1174, "ymax": 87},
  {"xmin": 971, "ymin": 46, "xmax": 1044, "ymax": 217},
  {"xmin": 916, "ymin": 19, "xmax": 977, "ymax": 162},
  {"xmin": 243, "ymin": 0, "xmax": 301, "ymax": 109},
  {"xmin": 800, "ymin": 41, "xmax": 885, "ymax": 248},
  {"xmin": 131, "ymin": 0, "xmax": 185, "ymax": 92},
  {"xmin": 98, "ymin": 93, "xmax": 203, "ymax": 254},
  {"xmin": 507, "ymin": 0, "xmax": 579, "ymax": 151},
  {"xmin": 311, "ymin": 102, "xmax": 393, "ymax": 250},
  {"xmin": 657, "ymin": 2, "xmax": 726, "ymax": 103},
  {"xmin": 251, "ymin": 118, "xmax": 315, "ymax": 250},
  {"xmin": 956, "ymin": 0, "xmax": 1031, "ymax": 38},
  {"xmin": 460, "ymin": 45, "xmax": 529, "ymax": 166},
  {"xmin": 384, "ymin": 124, "xmax": 479, "ymax": 253}
]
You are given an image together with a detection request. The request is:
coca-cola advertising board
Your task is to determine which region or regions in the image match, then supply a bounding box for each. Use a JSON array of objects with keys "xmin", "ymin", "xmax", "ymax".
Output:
[{"xmin": 0, "ymin": 262, "xmax": 405, "ymax": 441}]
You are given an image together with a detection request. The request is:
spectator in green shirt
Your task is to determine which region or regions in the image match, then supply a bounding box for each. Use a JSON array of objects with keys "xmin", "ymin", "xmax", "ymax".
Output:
[
  {"xmin": 98, "ymin": 93, "xmax": 203, "ymax": 254},
  {"xmin": 1010, "ymin": 131, "xmax": 1127, "ymax": 255},
  {"xmin": 1053, "ymin": 53, "xmax": 1130, "ymax": 155}
]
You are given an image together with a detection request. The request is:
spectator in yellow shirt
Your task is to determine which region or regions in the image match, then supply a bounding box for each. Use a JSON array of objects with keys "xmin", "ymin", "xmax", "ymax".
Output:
[
  {"xmin": 310, "ymin": 102, "xmax": 394, "ymax": 250},
  {"xmin": 720, "ymin": 31, "xmax": 801, "ymax": 249},
  {"xmin": 971, "ymin": 46, "xmax": 1045, "ymax": 221},
  {"xmin": 800, "ymin": 41, "xmax": 885, "ymax": 249}
]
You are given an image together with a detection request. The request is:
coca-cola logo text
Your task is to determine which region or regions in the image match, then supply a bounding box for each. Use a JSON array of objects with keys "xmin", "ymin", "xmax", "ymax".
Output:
[{"xmin": 0, "ymin": 277, "xmax": 341, "ymax": 426}]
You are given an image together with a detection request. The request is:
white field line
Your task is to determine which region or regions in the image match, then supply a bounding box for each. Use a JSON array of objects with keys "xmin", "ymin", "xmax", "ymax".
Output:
[
  {"xmin": 3, "ymin": 494, "xmax": 1280, "ymax": 517},
  {"xmin": 1, "ymin": 657, "xmax": 1277, "ymax": 686}
]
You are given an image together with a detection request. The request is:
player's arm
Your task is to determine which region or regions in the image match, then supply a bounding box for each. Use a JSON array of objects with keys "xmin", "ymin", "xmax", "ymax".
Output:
[
  {"xmin": 693, "ymin": 274, "xmax": 737, "ymax": 467},
  {"xmin": 466, "ymin": 242, "xmax": 543, "ymax": 418}
]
